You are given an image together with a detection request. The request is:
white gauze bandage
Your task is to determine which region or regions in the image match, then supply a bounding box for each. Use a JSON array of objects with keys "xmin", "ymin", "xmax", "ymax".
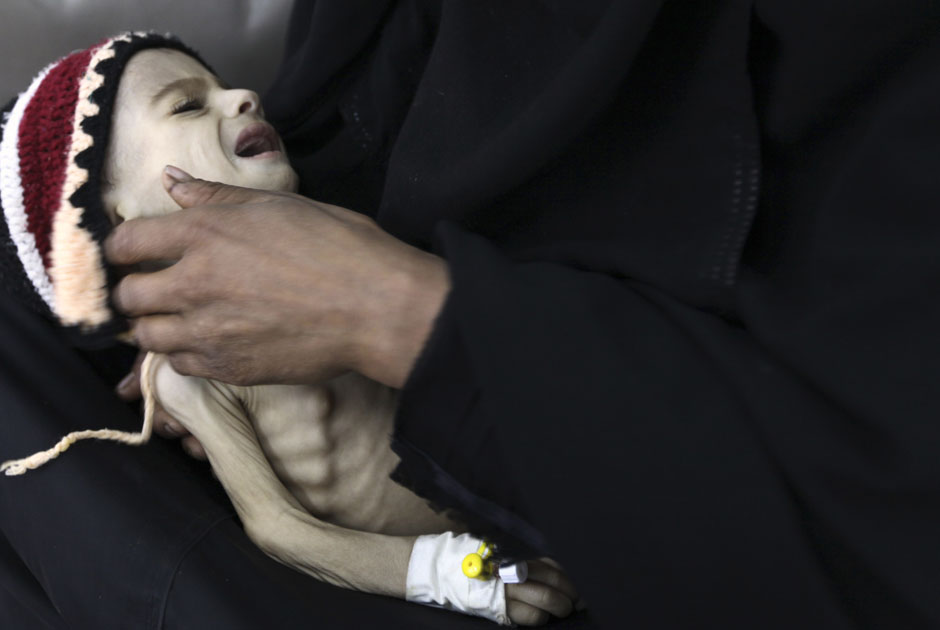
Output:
[{"xmin": 406, "ymin": 532, "xmax": 511, "ymax": 625}]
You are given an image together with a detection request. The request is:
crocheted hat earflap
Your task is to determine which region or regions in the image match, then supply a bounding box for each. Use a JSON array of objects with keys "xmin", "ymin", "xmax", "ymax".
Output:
[
  {"xmin": 0, "ymin": 32, "xmax": 214, "ymax": 476},
  {"xmin": 0, "ymin": 31, "xmax": 210, "ymax": 347}
]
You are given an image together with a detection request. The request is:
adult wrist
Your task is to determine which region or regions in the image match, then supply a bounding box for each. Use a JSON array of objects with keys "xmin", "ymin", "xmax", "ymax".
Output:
[{"xmin": 355, "ymin": 249, "xmax": 451, "ymax": 388}]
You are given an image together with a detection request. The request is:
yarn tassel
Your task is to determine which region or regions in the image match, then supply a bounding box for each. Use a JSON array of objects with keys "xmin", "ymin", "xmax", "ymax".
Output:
[{"xmin": 1, "ymin": 351, "xmax": 157, "ymax": 476}]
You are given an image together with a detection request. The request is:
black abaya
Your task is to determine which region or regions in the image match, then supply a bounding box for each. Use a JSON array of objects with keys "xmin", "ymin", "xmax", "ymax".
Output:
[{"xmin": 265, "ymin": 1, "xmax": 940, "ymax": 628}]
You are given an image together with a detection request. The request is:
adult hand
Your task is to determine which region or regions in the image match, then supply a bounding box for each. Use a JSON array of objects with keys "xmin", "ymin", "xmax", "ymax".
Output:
[{"xmin": 105, "ymin": 167, "xmax": 450, "ymax": 388}]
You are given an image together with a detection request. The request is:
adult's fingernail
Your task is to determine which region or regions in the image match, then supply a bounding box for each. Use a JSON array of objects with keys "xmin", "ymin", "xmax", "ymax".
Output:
[
  {"xmin": 164, "ymin": 165, "xmax": 194, "ymax": 183},
  {"xmin": 163, "ymin": 422, "xmax": 180, "ymax": 437},
  {"xmin": 116, "ymin": 372, "xmax": 136, "ymax": 393}
]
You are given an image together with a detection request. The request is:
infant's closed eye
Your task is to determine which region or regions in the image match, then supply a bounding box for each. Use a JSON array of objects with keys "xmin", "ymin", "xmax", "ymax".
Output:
[{"xmin": 171, "ymin": 96, "xmax": 203, "ymax": 115}]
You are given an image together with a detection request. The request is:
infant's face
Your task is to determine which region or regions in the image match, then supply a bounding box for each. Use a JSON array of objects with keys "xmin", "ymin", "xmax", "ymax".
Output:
[{"xmin": 104, "ymin": 48, "xmax": 299, "ymax": 222}]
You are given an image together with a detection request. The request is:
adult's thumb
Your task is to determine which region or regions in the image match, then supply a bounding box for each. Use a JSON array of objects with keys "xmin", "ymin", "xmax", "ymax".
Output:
[{"xmin": 162, "ymin": 165, "xmax": 261, "ymax": 209}]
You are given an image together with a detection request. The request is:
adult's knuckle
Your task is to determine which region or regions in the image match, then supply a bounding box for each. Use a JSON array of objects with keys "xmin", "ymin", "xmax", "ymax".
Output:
[
  {"xmin": 174, "ymin": 276, "xmax": 204, "ymax": 308},
  {"xmin": 183, "ymin": 210, "xmax": 218, "ymax": 239},
  {"xmin": 112, "ymin": 278, "xmax": 134, "ymax": 313},
  {"xmin": 197, "ymin": 326, "xmax": 228, "ymax": 361},
  {"xmin": 181, "ymin": 241, "xmax": 212, "ymax": 268},
  {"xmin": 132, "ymin": 318, "xmax": 153, "ymax": 348},
  {"xmin": 168, "ymin": 353, "xmax": 201, "ymax": 377},
  {"xmin": 213, "ymin": 317, "xmax": 249, "ymax": 345}
]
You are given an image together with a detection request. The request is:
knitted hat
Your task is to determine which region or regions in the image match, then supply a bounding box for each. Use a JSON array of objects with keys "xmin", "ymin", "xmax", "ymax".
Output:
[{"xmin": 0, "ymin": 31, "xmax": 210, "ymax": 346}]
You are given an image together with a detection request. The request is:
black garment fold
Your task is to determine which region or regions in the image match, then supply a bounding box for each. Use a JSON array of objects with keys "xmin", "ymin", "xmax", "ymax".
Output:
[{"xmin": 267, "ymin": 1, "xmax": 940, "ymax": 627}]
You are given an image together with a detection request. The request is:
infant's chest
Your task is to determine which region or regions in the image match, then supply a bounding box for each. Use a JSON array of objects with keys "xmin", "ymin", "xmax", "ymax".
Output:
[{"xmin": 243, "ymin": 376, "xmax": 401, "ymax": 525}]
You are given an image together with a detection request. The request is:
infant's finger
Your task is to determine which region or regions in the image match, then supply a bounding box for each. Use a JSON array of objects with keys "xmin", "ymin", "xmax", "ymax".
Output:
[
  {"xmin": 538, "ymin": 557, "xmax": 562, "ymax": 570},
  {"xmin": 527, "ymin": 558, "xmax": 580, "ymax": 602},
  {"xmin": 152, "ymin": 405, "xmax": 191, "ymax": 439},
  {"xmin": 505, "ymin": 582, "xmax": 574, "ymax": 619},
  {"xmin": 115, "ymin": 351, "xmax": 147, "ymax": 401},
  {"xmin": 181, "ymin": 435, "xmax": 208, "ymax": 461},
  {"xmin": 506, "ymin": 600, "xmax": 549, "ymax": 626}
]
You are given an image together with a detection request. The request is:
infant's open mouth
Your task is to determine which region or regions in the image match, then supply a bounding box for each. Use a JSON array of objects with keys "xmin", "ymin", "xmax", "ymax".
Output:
[{"xmin": 235, "ymin": 123, "xmax": 281, "ymax": 158}]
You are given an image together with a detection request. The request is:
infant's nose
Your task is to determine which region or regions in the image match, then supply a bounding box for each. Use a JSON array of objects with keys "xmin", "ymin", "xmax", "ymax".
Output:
[{"xmin": 227, "ymin": 89, "xmax": 264, "ymax": 118}]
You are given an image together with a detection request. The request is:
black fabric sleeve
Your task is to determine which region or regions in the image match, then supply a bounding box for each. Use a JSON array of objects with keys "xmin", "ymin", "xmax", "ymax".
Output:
[
  {"xmin": 392, "ymin": 14, "xmax": 940, "ymax": 629},
  {"xmin": 269, "ymin": 2, "xmax": 940, "ymax": 626},
  {"xmin": 395, "ymin": 225, "xmax": 860, "ymax": 629}
]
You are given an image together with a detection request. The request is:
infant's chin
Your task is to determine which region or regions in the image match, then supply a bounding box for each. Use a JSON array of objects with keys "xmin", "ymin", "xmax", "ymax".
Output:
[
  {"xmin": 242, "ymin": 163, "xmax": 300, "ymax": 194},
  {"xmin": 282, "ymin": 167, "xmax": 301, "ymax": 193}
]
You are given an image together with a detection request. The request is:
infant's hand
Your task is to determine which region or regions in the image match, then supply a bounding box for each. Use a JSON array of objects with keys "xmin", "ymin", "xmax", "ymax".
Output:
[
  {"xmin": 116, "ymin": 349, "xmax": 207, "ymax": 460},
  {"xmin": 505, "ymin": 558, "xmax": 582, "ymax": 626}
]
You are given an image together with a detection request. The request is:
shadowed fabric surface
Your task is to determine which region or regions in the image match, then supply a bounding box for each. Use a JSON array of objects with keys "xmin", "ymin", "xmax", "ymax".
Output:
[{"xmin": 267, "ymin": 1, "xmax": 940, "ymax": 628}]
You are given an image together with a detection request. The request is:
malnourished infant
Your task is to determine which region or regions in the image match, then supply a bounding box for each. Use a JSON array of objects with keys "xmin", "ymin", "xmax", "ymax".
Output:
[{"xmin": 0, "ymin": 32, "xmax": 577, "ymax": 626}]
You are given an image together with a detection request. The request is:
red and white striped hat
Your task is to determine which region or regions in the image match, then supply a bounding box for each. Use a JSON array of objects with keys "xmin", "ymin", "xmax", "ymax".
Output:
[{"xmin": 0, "ymin": 31, "xmax": 208, "ymax": 345}]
